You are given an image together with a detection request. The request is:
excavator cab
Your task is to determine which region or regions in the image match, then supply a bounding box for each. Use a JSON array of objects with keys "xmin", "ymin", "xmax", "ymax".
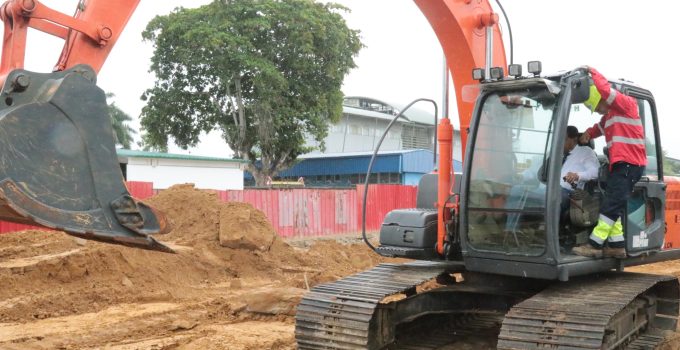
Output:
[
  {"xmin": 462, "ymin": 71, "xmax": 667, "ymax": 280},
  {"xmin": 378, "ymin": 69, "xmax": 667, "ymax": 281}
]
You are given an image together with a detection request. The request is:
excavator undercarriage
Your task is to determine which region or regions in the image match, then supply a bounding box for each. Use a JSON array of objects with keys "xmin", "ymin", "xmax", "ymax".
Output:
[{"xmin": 296, "ymin": 262, "xmax": 679, "ymax": 349}]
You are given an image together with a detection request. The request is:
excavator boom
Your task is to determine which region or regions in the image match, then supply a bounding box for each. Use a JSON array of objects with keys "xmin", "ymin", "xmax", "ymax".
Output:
[
  {"xmin": 0, "ymin": 0, "xmax": 172, "ymax": 252},
  {"xmin": 0, "ymin": 0, "xmax": 139, "ymax": 78}
]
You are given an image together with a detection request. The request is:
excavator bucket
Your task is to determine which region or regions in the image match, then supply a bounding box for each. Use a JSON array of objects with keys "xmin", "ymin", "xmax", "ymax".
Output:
[{"xmin": 0, "ymin": 65, "xmax": 173, "ymax": 253}]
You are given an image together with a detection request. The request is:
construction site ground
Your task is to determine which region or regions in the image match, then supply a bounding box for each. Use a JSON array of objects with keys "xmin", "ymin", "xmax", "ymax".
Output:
[{"xmin": 1, "ymin": 184, "xmax": 680, "ymax": 350}]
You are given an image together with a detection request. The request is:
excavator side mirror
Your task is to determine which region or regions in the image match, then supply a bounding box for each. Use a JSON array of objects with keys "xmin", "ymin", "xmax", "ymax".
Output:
[{"xmin": 570, "ymin": 75, "xmax": 590, "ymax": 103}]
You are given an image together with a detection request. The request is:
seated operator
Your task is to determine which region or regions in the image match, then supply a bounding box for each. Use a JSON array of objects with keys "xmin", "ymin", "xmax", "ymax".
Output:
[{"xmin": 504, "ymin": 126, "xmax": 599, "ymax": 233}]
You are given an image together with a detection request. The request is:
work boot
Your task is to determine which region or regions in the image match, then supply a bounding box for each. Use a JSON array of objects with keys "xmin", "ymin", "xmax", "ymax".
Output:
[
  {"xmin": 603, "ymin": 246, "xmax": 627, "ymax": 259},
  {"xmin": 572, "ymin": 244, "xmax": 603, "ymax": 258}
]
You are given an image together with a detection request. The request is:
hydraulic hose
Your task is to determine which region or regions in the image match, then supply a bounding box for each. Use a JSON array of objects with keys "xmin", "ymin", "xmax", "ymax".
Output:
[
  {"xmin": 494, "ymin": 0, "xmax": 514, "ymax": 65},
  {"xmin": 361, "ymin": 99, "xmax": 438, "ymax": 252}
]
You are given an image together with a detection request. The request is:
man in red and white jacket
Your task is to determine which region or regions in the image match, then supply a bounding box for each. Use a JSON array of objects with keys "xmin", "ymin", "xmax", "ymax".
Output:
[{"xmin": 572, "ymin": 66, "xmax": 646, "ymax": 259}]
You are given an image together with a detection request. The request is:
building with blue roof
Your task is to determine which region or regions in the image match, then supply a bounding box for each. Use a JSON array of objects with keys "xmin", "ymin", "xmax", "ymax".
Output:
[{"xmin": 246, "ymin": 149, "xmax": 462, "ymax": 187}]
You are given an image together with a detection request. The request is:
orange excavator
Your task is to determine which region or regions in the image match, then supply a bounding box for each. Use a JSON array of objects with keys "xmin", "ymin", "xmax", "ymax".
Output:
[
  {"xmin": 295, "ymin": 1, "xmax": 680, "ymax": 349},
  {"xmin": 2, "ymin": 1, "xmax": 679, "ymax": 349},
  {"xmin": 0, "ymin": 0, "xmax": 172, "ymax": 252}
]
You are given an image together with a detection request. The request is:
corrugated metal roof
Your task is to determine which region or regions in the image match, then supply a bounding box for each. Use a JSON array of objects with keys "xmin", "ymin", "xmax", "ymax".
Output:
[
  {"xmin": 342, "ymin": 106, "xmax": 413, "ymax": 123},
  {"xmin": 117, "ymin": 149, "xmax": 248, "ymax": 163},
  {"xmin": 299, "ymin": 149, "xmax": 422, "ymax": 159},
  {"xmin": 277, "ymin": 149, "xmax": 438, "ymax": 177},
  {"xmin": 402, "ymin": 150, "xmax": 436, "ymax": 173},
  {"xmin": 278, "ymin": 154, "xmax": 402, "ymax": 176},
  {"xmin": 245, "ymin": 149, "xmax": 462, "ymax": 179}
]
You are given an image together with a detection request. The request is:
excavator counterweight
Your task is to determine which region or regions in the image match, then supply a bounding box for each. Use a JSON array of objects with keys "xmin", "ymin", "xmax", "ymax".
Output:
[{"xmin": 0, "ymin": 65, "xmax": 173, "ymax": 253}]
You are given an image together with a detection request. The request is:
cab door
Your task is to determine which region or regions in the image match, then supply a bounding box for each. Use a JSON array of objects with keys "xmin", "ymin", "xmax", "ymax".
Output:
[{"xmin": 620, "ymin": 86, "xmax": 666, "ymax": 256}]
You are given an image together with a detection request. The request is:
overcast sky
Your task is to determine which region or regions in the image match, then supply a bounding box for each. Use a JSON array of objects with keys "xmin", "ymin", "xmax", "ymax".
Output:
[{"xmin": 25, "ymin": 1, "xmax": 680, "ymax": 157}]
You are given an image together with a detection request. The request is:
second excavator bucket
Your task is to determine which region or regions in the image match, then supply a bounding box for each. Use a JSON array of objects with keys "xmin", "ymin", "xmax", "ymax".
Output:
[{"xmin": 0, "ymin": 65, "xmax": 173, "ymax": 253}]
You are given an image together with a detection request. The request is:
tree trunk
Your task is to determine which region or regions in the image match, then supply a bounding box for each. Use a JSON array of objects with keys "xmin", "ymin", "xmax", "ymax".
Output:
[
  {"xmin": 248, "ymin": 166, "xmax": 271, "ymax": 187},
  {"xmin": 247, "ymin": 161, "xmax": 290, "ymax": 187}
]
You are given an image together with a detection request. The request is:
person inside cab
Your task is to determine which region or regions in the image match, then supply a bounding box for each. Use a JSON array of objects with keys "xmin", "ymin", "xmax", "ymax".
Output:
[
  {"xmin": 572, "ymin": 66, "xmax": 646, "ymax": 259},
  {"xmin": 504, "ymin": 126, "xmax": 599, "ymax": 234}
]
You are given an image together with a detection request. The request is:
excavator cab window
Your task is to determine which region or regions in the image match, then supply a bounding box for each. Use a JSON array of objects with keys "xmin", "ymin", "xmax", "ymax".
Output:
[
  {"xmin": 466, "ymin": 89, "xmax": 555, "ymax": 256},
  {"xmin": 639, "ymin": 99, "xmax": 660, "ymax": 178}
]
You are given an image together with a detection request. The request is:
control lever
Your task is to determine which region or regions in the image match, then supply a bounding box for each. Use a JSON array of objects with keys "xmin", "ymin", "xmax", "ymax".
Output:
[
  {"xmin": 564, "ymin": 176, "xmax": 586, "ymax": 214},
  {"xmin": 563, "ymin": 176, "xmax": 578, "ymax": 190}
]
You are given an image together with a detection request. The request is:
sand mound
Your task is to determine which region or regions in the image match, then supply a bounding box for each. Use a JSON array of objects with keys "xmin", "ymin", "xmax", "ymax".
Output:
[
  {"xmin": 146, "ymin": 184, "xmax": 279, "ymax": 253},
  {"xmin": 144, "ymin": 183, "xmax": 222, "ymax": 243}
]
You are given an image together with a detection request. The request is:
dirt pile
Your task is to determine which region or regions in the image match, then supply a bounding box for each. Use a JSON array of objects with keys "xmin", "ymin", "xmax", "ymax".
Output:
[
  {"xmin": 145, "ymin": 183, "xmax": 222, "ymax": 244},
  {"xmin": 144, "ymin": 184, "xmax": 279, "ymax": 251},
  {"xmin": 0, "ymin": 184, "xmax": 396, "ymax": 349},
  {"xmin": 219, "ymin": 202, "xmax": 277, "ymax": 251}
]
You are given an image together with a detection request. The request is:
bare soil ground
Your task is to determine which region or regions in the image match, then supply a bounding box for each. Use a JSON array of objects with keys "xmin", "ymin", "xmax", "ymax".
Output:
[
  {"xmin": 0, "ymin": 185, "xmax": 397, "ymax": 349},
  {"xmin": 1, "ymin": 184, "xmax": 679, "ymax": 349}
]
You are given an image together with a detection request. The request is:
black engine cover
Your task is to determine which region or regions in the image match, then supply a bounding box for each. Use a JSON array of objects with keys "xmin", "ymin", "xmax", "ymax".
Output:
[{"xmin": 376, "ymin": 209, "xmax": 438, "ymax": 259}]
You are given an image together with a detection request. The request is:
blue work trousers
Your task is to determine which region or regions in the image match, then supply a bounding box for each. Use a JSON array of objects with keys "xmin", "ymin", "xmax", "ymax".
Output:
[{"xmin": 598, "ymin": 162, "xmax": 644, "ymax": 248}]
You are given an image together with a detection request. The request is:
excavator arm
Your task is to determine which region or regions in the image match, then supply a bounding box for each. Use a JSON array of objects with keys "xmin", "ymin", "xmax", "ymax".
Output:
[
  {"xmin": 0, "ymin": 0, "xmax": 139, "ymax": 81},
  {"xmin": 0, "ymin": 0, "xmax": 172, "ymax": 252}
]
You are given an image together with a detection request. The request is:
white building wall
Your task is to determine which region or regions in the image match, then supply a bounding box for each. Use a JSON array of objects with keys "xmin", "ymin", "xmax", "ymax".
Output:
[
  {"xmin": 307, "ymin": 114, "xmax": 413, "ymax": 154},
  {"xmin": 305, "ymin": 114, "xmax": 461, "ymax": 160},
  {"xmin": 125, "ymin": 158, "xmax": 245, "ymax": 190}
]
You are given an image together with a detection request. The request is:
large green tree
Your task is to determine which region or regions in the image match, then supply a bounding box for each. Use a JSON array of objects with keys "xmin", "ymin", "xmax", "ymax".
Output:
[
  {"xmin": 140, "ymin": 0, "xmax": 362, "ymax": 185},
  {"xmin": 107, "ymin": 93, "xmax": 136, "ymax": 149}
]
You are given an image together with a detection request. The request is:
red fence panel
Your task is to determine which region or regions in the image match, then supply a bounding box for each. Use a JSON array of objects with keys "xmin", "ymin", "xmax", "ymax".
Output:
[
  {"xmin": 127, "ymin": 181, "xmax": 154, "ymax": 199},
  {"xmin": 0, "ymin": 222, "xmax": 40, "ymax": 233},
  {"xmin": 1, "ymin": 182, "xmax": 419, "ymax": 238},
  {"xmin": 0, "ymin": 181, "xmax": 155, "ymax": 234},
  {"xmin": 221, "ymin": 185, "xmax": 415, "ymax": 238},
  {"xmin": 357, "ymin": 185, "xmax": 418, "ymax": 232},
  {"xmin": 237, "ymin": 188, "xmax": 354, "ymax": 238}
]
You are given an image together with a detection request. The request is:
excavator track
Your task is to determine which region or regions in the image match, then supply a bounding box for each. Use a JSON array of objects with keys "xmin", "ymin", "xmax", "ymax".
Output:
[
  {"xmin": 295, "ymin": 261, "xmax": 460, "ymax": 349},
  {"xmin": 497, "ymin": 272, "xmax": 679, "ymax": 350},
  {"xmin": 296, "ymin": 264, "xmax": 679, "ymax": 350},
  {"xmin": 295, "ymin": 261, "xmax": 527, "ymax": 349}
]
